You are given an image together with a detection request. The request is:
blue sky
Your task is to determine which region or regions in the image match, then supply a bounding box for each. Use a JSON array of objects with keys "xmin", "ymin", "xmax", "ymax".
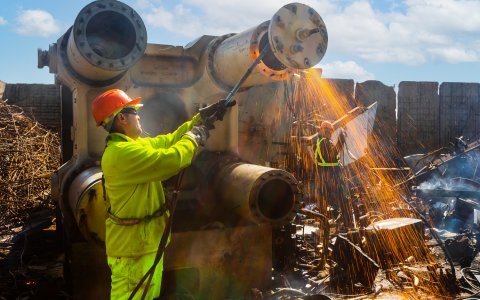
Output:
[{"xmin": 0, "ymin": 0, "xmax": 478, "ymax": 86}]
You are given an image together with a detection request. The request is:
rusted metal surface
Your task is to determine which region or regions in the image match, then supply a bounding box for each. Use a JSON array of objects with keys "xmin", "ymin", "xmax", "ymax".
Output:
[
  {"xmin": 67, "ymin": 167, "xmax": 106, "ymax": 244},
  {"xmin": 364, "ymin": 218, "xmax": 426, "ymax": 269},
  {"xmin": 330, "ymin": 234, "xmax": 380, "ymax": 293},
  {"xmin": 268, "ymin": 3, "xmax": 328, "ymax": 69},
  {"xmin": 214, "ymin": 162, "xmax": 300, "ymax": 225},
  {"xmin": 163, "ymin": 224, "xmax": 272, "ymax": 298}
]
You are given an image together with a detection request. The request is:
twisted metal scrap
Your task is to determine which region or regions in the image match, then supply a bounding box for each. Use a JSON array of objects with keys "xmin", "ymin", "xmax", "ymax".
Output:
[{"xmin": 0, "ymin": 100, "xmax": 60, "ymax": 227}]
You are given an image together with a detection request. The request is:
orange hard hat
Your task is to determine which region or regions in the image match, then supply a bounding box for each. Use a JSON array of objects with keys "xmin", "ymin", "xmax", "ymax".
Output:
[
  {"xmin": 320, "ymin": 120, "xmax": 334, "ymax": 131},
  {"xmin": 91, "ymin": 89, "xmax": 142, "ymax": 126}
]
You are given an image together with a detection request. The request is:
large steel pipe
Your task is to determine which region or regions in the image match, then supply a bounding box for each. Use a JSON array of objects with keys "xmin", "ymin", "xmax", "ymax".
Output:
[
  {"xmin": 214, "ymin": 163, "xmax": 299, "ymax": 225},
  {"xmin": 66, "ymin": 0, "xmax": 147, "ymax": 82},
  {"xmin": 208, "ymin": 2, "xmax": 327, "ymax": 89},
  {"xmin": 68, "ymin": 167, "xmax": 106, "ymax": 243}
]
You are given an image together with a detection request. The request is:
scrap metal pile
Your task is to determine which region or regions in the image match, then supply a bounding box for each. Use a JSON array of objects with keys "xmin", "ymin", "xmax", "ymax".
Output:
[
  {"xmin": 262, "ymin": 77, "xmax": 480, "ymax": 299},
  {"xmin": 0, "ymin": 100, "xmax": 60, "ymax": 227},
  {"xmin": 0, "ymin": 100, "xmax": 62, "ymax": 298}
]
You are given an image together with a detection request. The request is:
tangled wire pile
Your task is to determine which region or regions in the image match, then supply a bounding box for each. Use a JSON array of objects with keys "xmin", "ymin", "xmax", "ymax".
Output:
[{"xmin": 0, "ymin": 100, "xmax": 60, "ymax": 227}]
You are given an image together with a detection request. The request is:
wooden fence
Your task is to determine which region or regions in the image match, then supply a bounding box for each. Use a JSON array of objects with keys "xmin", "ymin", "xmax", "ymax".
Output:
[{"xmin": 2, "ymin": 80, "xmax": 479, "ymax": 157}]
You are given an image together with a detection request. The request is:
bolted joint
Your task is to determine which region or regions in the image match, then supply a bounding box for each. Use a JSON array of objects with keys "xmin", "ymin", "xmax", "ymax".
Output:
[{"xmin": 290, "ymin": 43, "xmax": 304, "ymax": 54}]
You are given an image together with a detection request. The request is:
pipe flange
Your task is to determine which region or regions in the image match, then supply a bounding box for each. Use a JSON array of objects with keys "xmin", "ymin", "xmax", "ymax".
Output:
[
  {"xmin": 59, "ymin": 28, "xmax": 126, "ymax": 87},
  {"xmin": 250, "ymin": 21, "xmax": 289, "ymax": 81},
  {"xmin": 251, "ymin": 169, "xmax": 299, "ymax": 225},
  {"xmin": 72, "ymin": 0, "xmax": 147, "ymax": 71},
  {"xmin": 268, "ymin": 2, "xmax": 328, "ymax": 69}
]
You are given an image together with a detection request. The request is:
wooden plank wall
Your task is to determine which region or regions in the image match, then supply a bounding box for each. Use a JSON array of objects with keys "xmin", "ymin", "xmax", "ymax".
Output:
[
  {"xmin": 1, "ymin": 83, "xmax": 60, "ymax": 132},
  {"xmin": 2, "ymin": 80, "xmax": 479, "ymax": 158},
  {"xmin": 355, "ymin": 80, "xmax": 397, "ymax": 159},
  {"xmin": 397, "ymin": 81, "xmax": 440, "ymax": 156},
  {"xmin": 397, "ymin": 81, "xmax": 480, "ymax": 156},
  {"xmin": 439, "ymin": 82, "xmax": 480, "ymax": 147}
]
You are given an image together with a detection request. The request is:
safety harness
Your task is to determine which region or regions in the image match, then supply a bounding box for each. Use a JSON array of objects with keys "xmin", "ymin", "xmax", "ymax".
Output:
[
  {"xmin": 106, "ymin": 195, "xmax": 169, "ymax": 226},
  {"xmin": 315, "ymin": 137, "xmax": 340, "ymax": 167}
]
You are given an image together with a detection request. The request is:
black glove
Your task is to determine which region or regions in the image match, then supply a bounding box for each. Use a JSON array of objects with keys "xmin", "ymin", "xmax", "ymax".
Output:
[
  {"xmin": 199, "ymin": 99, "xmax": 237, "ymax": 123},
  {"xmin": 184, "ymin": 125, "xmax": 210, "ymax": 147}
]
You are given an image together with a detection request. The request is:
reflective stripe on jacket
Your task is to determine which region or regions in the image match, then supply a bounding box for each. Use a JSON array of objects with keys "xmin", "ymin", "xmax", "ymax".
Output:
[
  {"xmin": 102, "ymin": 113, "xmax": 201, "ymax": 257},
  {"xmin": 315, "ymin": 137, "xmax": 340, "ymax": 167}
]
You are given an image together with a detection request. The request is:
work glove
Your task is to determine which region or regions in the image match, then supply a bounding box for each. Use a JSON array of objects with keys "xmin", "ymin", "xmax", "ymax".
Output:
[
  {"xmin": 184, "ymin": 125, "xmax": 210, "ymax": 147},
  {"xmin": 199, "ymin": 99, "xmax": 237, "ymax": 124}
]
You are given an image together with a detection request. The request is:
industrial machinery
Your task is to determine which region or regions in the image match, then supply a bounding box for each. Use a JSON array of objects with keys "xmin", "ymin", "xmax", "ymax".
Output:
[{"xmin": 38, "ymin": 0, "xmax": 328, "ymax": 298}]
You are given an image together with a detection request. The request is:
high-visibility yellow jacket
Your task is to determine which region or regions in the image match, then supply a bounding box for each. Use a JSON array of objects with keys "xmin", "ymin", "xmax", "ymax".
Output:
[
  {"xmin": 315, "ymin": 137, "xmax": 340, "ymax": 167},
  {"xmin": 102, "ymin": 114, "xmax": 201, "ymax": 257},
  {"xmin": 313, "ymin": 132, "xmax": 346, "ymax": 167}
]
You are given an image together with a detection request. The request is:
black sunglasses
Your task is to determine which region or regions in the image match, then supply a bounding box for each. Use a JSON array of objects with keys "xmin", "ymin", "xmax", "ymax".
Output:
[{"xmin": 120, "ymin": 107, "xmax": 138, "ymax": 115}]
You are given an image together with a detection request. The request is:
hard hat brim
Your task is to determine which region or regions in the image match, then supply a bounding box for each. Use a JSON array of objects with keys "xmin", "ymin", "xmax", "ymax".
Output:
[{"xmin": 129, "ymin": 97, "xmax": 142, "ymax": 106}]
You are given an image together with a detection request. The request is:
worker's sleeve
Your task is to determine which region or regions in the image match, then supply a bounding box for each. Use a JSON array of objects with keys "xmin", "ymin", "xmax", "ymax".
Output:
[
  {"xmin": 107, "ymin": 135, "xmax": 198, "ymax": 185},
  {"xmin": 146, "ymin": 113, "xmax": 202, "ymax": 149},
  {"xmin": 335, "ymin": 131, "xmax": 346, "ymax": 152}
]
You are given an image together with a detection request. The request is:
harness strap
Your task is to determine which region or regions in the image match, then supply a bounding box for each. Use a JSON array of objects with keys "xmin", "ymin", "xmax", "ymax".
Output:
[{"xmin": 107, "ymin": 203, "xmax": 169, "ymax": 226}]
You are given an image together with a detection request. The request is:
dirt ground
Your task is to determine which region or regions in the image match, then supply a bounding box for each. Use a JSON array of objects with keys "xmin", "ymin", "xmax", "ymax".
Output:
[{"xmin": 0, "ymin": 207, "xmax": 67, "ymax": 300}]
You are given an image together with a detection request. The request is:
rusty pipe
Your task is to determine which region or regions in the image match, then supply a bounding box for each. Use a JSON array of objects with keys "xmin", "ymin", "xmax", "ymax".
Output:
[
  {"xmin": 67, "ymin": 167, "xmax": 106, "ymax": 243},
  {"xmin": 214, "ymin": 162, "xmax": 300, "ymax": 225},
  {"xmin": 207, "ymin": 2, "xmax": 328, "ymax": 89}
]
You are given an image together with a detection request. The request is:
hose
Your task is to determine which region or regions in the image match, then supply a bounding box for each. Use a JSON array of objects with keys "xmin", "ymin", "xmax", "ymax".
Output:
[{"xmin": 128, "ymin": 169, "xmax": 185, "ymax": 300}]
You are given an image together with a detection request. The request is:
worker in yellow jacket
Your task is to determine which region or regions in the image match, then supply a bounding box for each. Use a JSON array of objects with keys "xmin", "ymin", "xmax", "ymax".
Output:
[{"xmin": 91, "ymin": 89, "xmax": 233, "ymax": 299}]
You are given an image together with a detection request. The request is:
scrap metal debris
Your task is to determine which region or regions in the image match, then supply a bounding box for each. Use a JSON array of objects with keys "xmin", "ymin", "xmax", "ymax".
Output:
[
  {"xmin": 0, "ymin": 99, "xmax": 60, "ymax": 227},
  {"xmin": 0, "ymin": 99, "xmax": 63, "ymax": 299},
  {"xmin": 264, "ymin": 75, "xmax": 480, "ymax": 299}
]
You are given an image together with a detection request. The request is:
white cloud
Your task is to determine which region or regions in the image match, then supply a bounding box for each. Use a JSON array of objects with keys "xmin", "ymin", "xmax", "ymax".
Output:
[
  {"xmin": 15, "ymin": 10, "xmax": 60, "ymax": 37},
  {"xmin": 144, "ymin": 6, "xmax": 175, "ymax": 30},
  {"xmin": 319, "ymin": 60, "xmax": 375, "ymax": 82},
  {"xmin": 404, "ymin": 0, "xmax": 480, "ymax": 33},
  {"xmin": 134, "ymin": 0, "xmax": 157, "ymax": 10},
  {"xmin": 428, "ymin": 47, "xmax": 479, "ymax": 63},
  {"xmin": 144, "ymin": 4, "xmax": 206, "ymax": 37},
  {"xmin": 136, "ymin": 0, "xmax": 480, "ymax": 64},
  {"xmin": 143, "ymin": 0, "xmax": 337, "ymax": 38},
  {"xmin": 0, "ymin": 16, "xmax": 6, "ymax": 26},
  {"xmin": 325, "ymin": 0, "xmax": 480, "ymax": 64}
]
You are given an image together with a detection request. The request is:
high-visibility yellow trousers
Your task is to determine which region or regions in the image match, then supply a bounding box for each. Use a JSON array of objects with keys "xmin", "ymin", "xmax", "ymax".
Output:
[{"xmin": 107, "ymin": 253, "xmax": 163, "ymax": 300}]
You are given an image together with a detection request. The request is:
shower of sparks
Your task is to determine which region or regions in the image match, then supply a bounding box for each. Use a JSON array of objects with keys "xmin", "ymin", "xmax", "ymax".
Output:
[{"xmin": 275, "ymin": 70, "xmax": 453, "ymax": 297}]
